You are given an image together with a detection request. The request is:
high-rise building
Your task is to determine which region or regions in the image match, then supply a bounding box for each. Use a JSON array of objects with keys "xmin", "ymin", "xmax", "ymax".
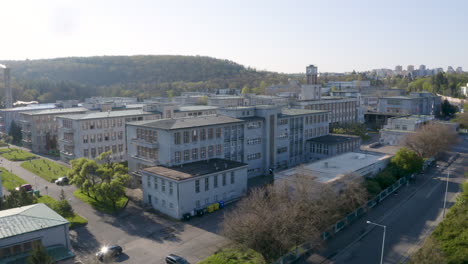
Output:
[
  {"xmin": 407, "ymin": 65, "xmax": 415, "ymax": 72},
  {"xmin": 395, "ymin": 65, "xmax": 403, "ymax": 72},
  {"xmin": 456, "ymin": 67, "xmax": 463, "ymax": 73},
  {"xmin": 447, "ymin": 66, "xmax": 455, "ymax": 73},
  {"xmin": 419, "ymin": 65, "xmax": 426, "ymax": 71}
]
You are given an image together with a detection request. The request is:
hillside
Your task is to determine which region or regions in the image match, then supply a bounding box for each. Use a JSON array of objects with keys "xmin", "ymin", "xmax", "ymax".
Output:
[{"xmin": 0, "ymin": 55, "xmax": 293, "ymax": 104}]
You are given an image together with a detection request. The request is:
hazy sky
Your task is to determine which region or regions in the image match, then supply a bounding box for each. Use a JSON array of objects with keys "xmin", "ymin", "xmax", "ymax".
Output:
[{"xmin": 2, "ymin": 0, "xmax": 467, "ymax": 73}]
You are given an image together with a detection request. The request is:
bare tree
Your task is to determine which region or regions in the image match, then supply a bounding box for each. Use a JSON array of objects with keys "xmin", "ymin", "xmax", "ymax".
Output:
[
  {"xmin": 222, "ymin": 172, "xmax": 368, "ymax": 262},
  {"xmin": 403, "ymin": 122, "xmax": 458, "ymax": 158}
]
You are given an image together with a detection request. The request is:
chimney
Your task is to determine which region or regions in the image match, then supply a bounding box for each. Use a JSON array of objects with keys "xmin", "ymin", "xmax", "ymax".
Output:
[{"xmin": 3, "ymin": 67, "xmax": 12, "ymax": 108}]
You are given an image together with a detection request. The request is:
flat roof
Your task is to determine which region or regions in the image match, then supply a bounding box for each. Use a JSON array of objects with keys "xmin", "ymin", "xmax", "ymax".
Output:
[
  {"xmin": 0, "ymin": 203, "xmax": 68, "ymax": 239},
  {"xmin": 143, "ymin": 158, "xmax": 247, "ymax": 181},
  {"xmin": 280, "ymin": 108, "xmax": 327, "ymax": 116},
  {"xmin": 275, "ymin": 152, "xmax": 391, "ymax": 183},
  {"xmin": 307, "ymin": 134, "xmax": 360, "ymax": 144},
  {"xmin": 128, "ymin": 115, "xmax": 243, "ymax": 130},
  {"xmin": 20, "ymin": 107, "xmax": 88, "ymax": 116},
  {"xmin": 1, "ymin": 103, "xmax": 57, "ymax": 112},
  {"xmin": 176, "ymin": 105, "xmax": 218, "ymax": 112},
  {"xmin": 380, "ymin": 96, "xmax": 418, "ymax": 100},
  {"xmin": 58, "ymin": 109, "xmax": 158, "ymax": 120}
]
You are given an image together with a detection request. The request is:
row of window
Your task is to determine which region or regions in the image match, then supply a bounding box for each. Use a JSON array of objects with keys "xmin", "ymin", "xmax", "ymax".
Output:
[
  {"xmin": 174, "ymin": 127, "xmax": 222, "ymax": 144},
  {"xmin": 136, "ymin": 128, "xmax": 158, "ymax": 143},
  {"xmin": 137, "ymin": 146, "xmax": 157, "ymax": 160},
  {"xmin": 247, "ymin": 138, "xmax": 262, "ymax": 145},
  {"xmin": 83, "ymin": 144, "xmax": 124, "ymax": 157},
  {"xmin": 152, "ymin": 196, "xmax": 174, "ymax": 209},
  {"xmin": 304, "ymin": 114, "xmax": 328, "ymax": 124},
  {"xmin": 247, "ymin": 121, "xmax": 262, "ymax": 129},
  {"xmin": 82, "ymin": 132, "xmax": 123, "ymax": 143},
  {"xmin": 277, "ymin": 147, "xmax": 287, "ymax": 154},
  {"xmin": 80, "ymin": 118, "xmax": 126, "ymax": 130},
  {"xmin": 147, "ymin": 176, "xmax": 174, "ymax": 195},
  {"xmin": 174, "ymin": 145, "xmax": 222, "ymax": 163},
  {"xmin": 195, "ymin": 192, "xmax": 230, "ymax": 208},
  {"xmin": 195, "ymin": 172, "xmax": 235, "ymax": 193},
  {"xmin": 247, "ymin": 153, "xmax": 261, "ymax": 161},
  {"xmin": 304, "ymin": 126, "xmax": 328, "ymax": 138}
]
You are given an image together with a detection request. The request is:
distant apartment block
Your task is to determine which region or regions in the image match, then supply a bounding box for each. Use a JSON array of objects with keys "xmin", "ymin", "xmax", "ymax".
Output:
[
  {"xmin": 141, "ymin": 158, "xmax": 248, "ymax": 219},
  {"xmin": 57, "ymin": 109, "xmax": 160, "ymax": 163},
  {"xmin": 20, "ymin": 107, "xmax": 88, "ymax": 153},
  {"xmin": 307, "ymin": 134, "xmax": 361, "ymax": 160},
  {"xmin": 207, "ymin": 96, "xmax": 247, "ymax": 107},
  {"xmin": 325, "ymin": 80, "xmax": 371, "ymax": 90},
  {"xmin": 82, "ymin": 96, "xmax": 138, "ymax": 111},
  {"xmin": 379, "ymin": 115, "xmax": 434, "ymax": 145}
]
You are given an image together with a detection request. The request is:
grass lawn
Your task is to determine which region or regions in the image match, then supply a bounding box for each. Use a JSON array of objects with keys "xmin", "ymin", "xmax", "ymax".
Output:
[
  {"xmin": 0, "ymin": 148, "xmax": 36, "ymax": 161},
  {"xmin": 73, "ymin": 190, "xmax": 128, "ymax": 214},
  {"xmin": 198, "ymin": 247, "xmax": 266, "ymax": 264},
  {"xmin": 21, "ymin": 158, "xmax": 70, "ymax": 182},
  {"xmin": 0, "ymin": 167, "xmax": 28, "ymax": 190},
  {"xmin": 37, "ymin": 195, "xmax": 88, "ymax": 229}
]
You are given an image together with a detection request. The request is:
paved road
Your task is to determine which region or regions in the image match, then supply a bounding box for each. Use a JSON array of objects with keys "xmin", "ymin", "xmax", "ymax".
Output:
[
  {"xmin": 304, "ymin": 137, "xmax": 468, "ymax": 264},
  {"xmin": 0, "ymin": 154, "xmax": 229, "ymax": 264}
]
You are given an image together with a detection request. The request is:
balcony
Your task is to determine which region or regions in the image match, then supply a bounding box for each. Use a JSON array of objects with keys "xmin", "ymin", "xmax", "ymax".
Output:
[
  {"xmin": 58, "ymin": 138, "xmax": 75, "ymax": 146},
  {"xmin": 130, "ymin": 138, "xmax": 159, "ymax": 148},
  {"xmin": 130, "ymin": 155, "xmax": 159, "ymax": 166}
]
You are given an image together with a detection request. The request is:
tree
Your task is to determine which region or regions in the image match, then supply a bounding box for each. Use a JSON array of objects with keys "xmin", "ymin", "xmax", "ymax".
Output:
[
  {"xmin": 404, "ymin": 122, "xmax": 458, "ymax": 158},
  {"xmin": 241, "ymin": 85, "xmax": 251, "ymax": 94},
  {"xmin": 410, "ymin": 237, "xmax": 446, "ymax": 264},
  {"xmin": 222, "ymin": 173, "xmax": 367, "ymax": 262},
  {"xmin": 51, "ymin": 190, "xmax": 74, "ymax": 218},
  {"xmin": 456, "ymin": 112, "xmax": 468, "ymax": 128},
  {"xmin": 68, "ymin": 158, "xmax": 100, "ymax": 199},
  {"xmin": 8, "ymin": 121, "xmax": 22, "ymax": 145},
  {"xmin": 392, "ymin": 148, "xmax": 423, "ymax": 174},
  {"xmin": 440, "ymin": 99, "xmax": 457, "ymax": 118},
  {"xmin": 1, "ymin": 190, "xmax": 37, "ymax": 210},
  {"xmin": 27, "ymin": 243, "xmax": 54, "ymax": 264}
]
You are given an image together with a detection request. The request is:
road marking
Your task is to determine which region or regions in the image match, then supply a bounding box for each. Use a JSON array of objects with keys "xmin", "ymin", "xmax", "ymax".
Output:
[{"xmin": 425, "ymin": 181, "xmax": 442, "ymax": 199}]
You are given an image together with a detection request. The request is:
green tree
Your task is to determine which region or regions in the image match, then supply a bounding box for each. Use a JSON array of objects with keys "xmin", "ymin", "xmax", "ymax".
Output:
[
  {"xmin": 440, "ymin": 99, "xmax": 457, "ymax": 117},
  {"xmin": 27, "ymin": 243, "xmax": 54, "ymax": 264},
  {"xmin": 52, "ymin": 190, "xmax": 74, "ymax": 218},
  {"xmin": 241, "ymin": 85, "xmax": 251, "ymax": 94},
  {"xmin": 392, "ymin": 148, "xmax": 423, "ymax": 174},
  {"xmin": 68, "ymin": 158, "xmax": 100, "ymax": 199},
  {"xmin": 8, "ymin": 121, "xmax": 22, "ymax": 145},
  {"xmin": 1, "ymin": 190, "xmax": 37, "ymax": 210}
]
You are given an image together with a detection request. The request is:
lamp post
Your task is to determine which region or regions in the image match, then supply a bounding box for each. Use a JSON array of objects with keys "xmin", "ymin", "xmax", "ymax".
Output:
[
  {"xmin": 34, "ymin": 176, "xmax": 37, "ymax": 190},
  {"xmin": 367, "ymin": 220, "xmax": 386, "ymax": 264},
  {"xmin": 443, "ymin": 168, "xmax": 450, "ymax": 218}
]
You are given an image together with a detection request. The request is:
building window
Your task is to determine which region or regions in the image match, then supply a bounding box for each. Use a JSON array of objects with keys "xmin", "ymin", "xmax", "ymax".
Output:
[
  {"xmin": 195, "ymin": 200, "xmax": 200, "ymax": 208},
  {"xmin": 205, "ymin": 198, "xmax": 209, "ymax": 205},
  {"xmin": 216, "ymin": 128, "xmax": 222, "ymax": 138},
  {"xmin": 216, "ymin": 144, "xmax": 222, "ymax": 155},
  {"xmin": 195, "ymin": 180, "xmax": 200, "ymax": 193},
  {"xmin": 174, "ymin": 132, "xmax": 181, "ymax": 144},
  {"xmin": 213, "ymin": 175, "xmax": 218, "ymax": 188},
  {"xmin": 161, "ymin": 180, "xmax": 166, "ymax": 192},
  {"xmin": 169, "ymin": 182, "xmax": 173, "ymax": 195},
  {"xmin": 147, "ymin": 176, "xmax": 151, "ymax": 187},
  {"xmin": 184, "ymin": 150, "xmax": 190, "ymax": 161},
  {"xmin": 214, "ymin": 194, "xmax": 218, "ymax": 201},
  {"xmin": 83, "ymin": 135, "xmax": 88, "ymax": 143},
  {"xmin": 231, "ymin": 172, "xmax": 235, "ymax": 184},
  {"xmin": 154, "ymin": 178, "xmax": 158, "ymax": 190},
  {"xmin": 277, "ymin": 147, "xmax": 287, "ymax": 154},
  {"xmin": 200, "ymin": 129, "xmax": 206, "ymax": 140},
  {"xmin": 162, "ymin": 200, "xmax": 166, "ymax": 207},
  {"xmin": 200, "ymin": 147, "xmax": 206, "ymax": 159},
  {"xmin": 208, "ymin": 128, "xmax": 214, "ymax": 139},
  {"xmin": 247, "ymin": 153, "xmax": 261, "ymax": 161},
  {"xmin": 175, "ymin": 151, "xmax": 181, "ymax": 163},
  {"xmin": 222, "ymin": 173, "xmax": 226, "ymax": 186},
  {"xmin": 192, "ymin": 130, "xmax": 198, "ymax": 141},
  {"xmin": 205, "ymin": 177, "xmax": 209, "ymax": 191},
  {"xmin": 208, "ymin": 146, "xmax": 214, "ymax": 157},
  {"xmin": 183, "ymin": 131, "xmax": 190, "ymax": 143},
  {"xmin": 154, "ymin": 197, "xmax": 158, "ymax": 204},
  {"xmin": 83, "ymin": 149, "xmax": 89, "ymax": 157},
  {"xmin": 169, "ymin": 203, "xmax": 174, "ymax": 209},
  {"xmin": 192, "ymin": 148, "xmax": 198, "ymax": 160}
]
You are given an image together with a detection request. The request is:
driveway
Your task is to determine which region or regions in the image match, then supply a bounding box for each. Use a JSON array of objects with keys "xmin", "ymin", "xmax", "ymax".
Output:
[{"xmin": 1, "ymin": 155, "xmax": 229, "ymax": 264}]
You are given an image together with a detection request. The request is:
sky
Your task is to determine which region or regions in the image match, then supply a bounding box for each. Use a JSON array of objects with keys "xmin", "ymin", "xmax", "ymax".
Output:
[{"xmin": 1, "ymin": 0, "xmax": 468, "ymax": 73}]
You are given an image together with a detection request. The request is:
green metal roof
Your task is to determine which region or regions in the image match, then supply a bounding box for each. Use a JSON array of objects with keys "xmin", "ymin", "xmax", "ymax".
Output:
[{"xmin": 0, "ymin": 203, "xmax": 69, "ymax": 239}]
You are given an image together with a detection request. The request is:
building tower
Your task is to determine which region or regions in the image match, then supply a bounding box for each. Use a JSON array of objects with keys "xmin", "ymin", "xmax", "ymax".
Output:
[
  {"xmin": 306, "ymin": 65, "xmax": 318, "ymax": 85},
  {"xmin": 1, "ymin": 65, "xmax": 12, "ymax": 108},
  {"xmin": 407, "ymin": 65, "xmax": 414, "ymax": 72}
]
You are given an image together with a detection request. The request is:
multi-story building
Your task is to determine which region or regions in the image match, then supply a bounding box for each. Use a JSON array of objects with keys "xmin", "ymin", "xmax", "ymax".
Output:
[
  {"xmin": 307, "ymin": 134, "xmax": 361, "ymax": 160},
  {"xmin": 127, "ymin": 106, "xmax": 330, "ymax": 184},
  {"xmin": 20, "ymin": 107, "xmax": 89, "ymax": 153},
  {"xmin": 0, "ymin": 103, "xmax": 57, "ymax": 134},
  {"xmin": 207, "ymin": 96, "xmax": 247, "ymax": 107},
  {"xmin": 294, "ymin": 96, "xmax": 360, "ymax": 126},
  {"xmin": 325, "ymin": 80, "xmax": 371, "ymax": 90},
  {"xmin": 57, "ymin": 109, "xmax": 160, "ymax": 163},
  {"xmin": 379, "ymin": 115, "xmax": 434, "ymax": 145},
  {"xmin": 82, "ymin": 97, "xmax": 138, "ymax": 111},
  {"xmin": 141, "ymin": 158, "xmax": 248, "ymax": 219},
  {"xmin": 378, "ymin": 92, "xmax": 441, "ymax": 116}
]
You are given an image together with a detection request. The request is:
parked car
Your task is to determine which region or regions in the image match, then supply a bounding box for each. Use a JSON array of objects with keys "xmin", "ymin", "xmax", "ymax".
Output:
[
  {"xmin": 96, "ymin": 245, "xmax": 123, "ymax": 261},
  {"xmin": 15, "ymin": 184, "xmax": 32, "ymax": 192},
  {"xmin": 165, "ymin": 254, "xmax": 190, "ymax": 264},
  {"xmin": 55, "ymin": 176, "xmax": 69, "ymax": 185}
]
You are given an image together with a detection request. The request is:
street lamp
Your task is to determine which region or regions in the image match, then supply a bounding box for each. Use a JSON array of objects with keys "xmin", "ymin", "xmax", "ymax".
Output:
[
  {"xmin": 366, "ymin": 220, "xmax": 386, "ymax": 264},
  {"xmin": 34, "ymin": 176, "xmax": 37, "ymax": 190},
  {"xmin": 443, "ymin": 168, "xmax": 450, "ymax": 218}
]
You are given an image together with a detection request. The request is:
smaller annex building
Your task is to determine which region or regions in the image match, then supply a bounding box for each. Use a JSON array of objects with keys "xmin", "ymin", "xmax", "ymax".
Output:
[
  {"xmin": 141, "ymin": 158, "xmax": 248, "ymax": 219},
  {"xmin": 275, "ymin": 151, "xmax": 392, "ymax": 184},
  {"xmin": 0, "ymin": 203, "xmax": 73, "ymax": 264}
]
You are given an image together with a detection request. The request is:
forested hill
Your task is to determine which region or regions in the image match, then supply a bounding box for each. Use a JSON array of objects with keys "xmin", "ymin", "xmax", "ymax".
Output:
[{"xmin": 0, "ymin": 55, "xmax": 292, "ymax": 103}]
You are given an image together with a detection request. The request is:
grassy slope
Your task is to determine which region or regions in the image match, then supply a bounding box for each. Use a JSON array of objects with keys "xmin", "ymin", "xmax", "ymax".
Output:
[
  {"xmin": 73, "ymin": 190, "xmax": 128, "ymax": 214},
  {"xmin": 21, "ymin": 159, "xmax": 70, "ymax": 182},
  {"xmin": 0, "ymin": 167, "xmax": 28, "ymax": 190},
  {"xmin": 0, "ymin": 148, "xmax": 36, "ymax": 161}
]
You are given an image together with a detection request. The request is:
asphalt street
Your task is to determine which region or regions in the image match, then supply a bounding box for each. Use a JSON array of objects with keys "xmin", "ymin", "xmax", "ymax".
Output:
[{"xmin": 304, "ymin": 136, "xmax": 468, "ymax": 264}]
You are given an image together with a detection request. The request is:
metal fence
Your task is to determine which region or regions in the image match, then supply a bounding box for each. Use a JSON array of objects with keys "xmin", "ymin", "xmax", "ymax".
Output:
[{"xmin": 273, "ymin": 174, "xmax": 413, "ymax": 264}]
